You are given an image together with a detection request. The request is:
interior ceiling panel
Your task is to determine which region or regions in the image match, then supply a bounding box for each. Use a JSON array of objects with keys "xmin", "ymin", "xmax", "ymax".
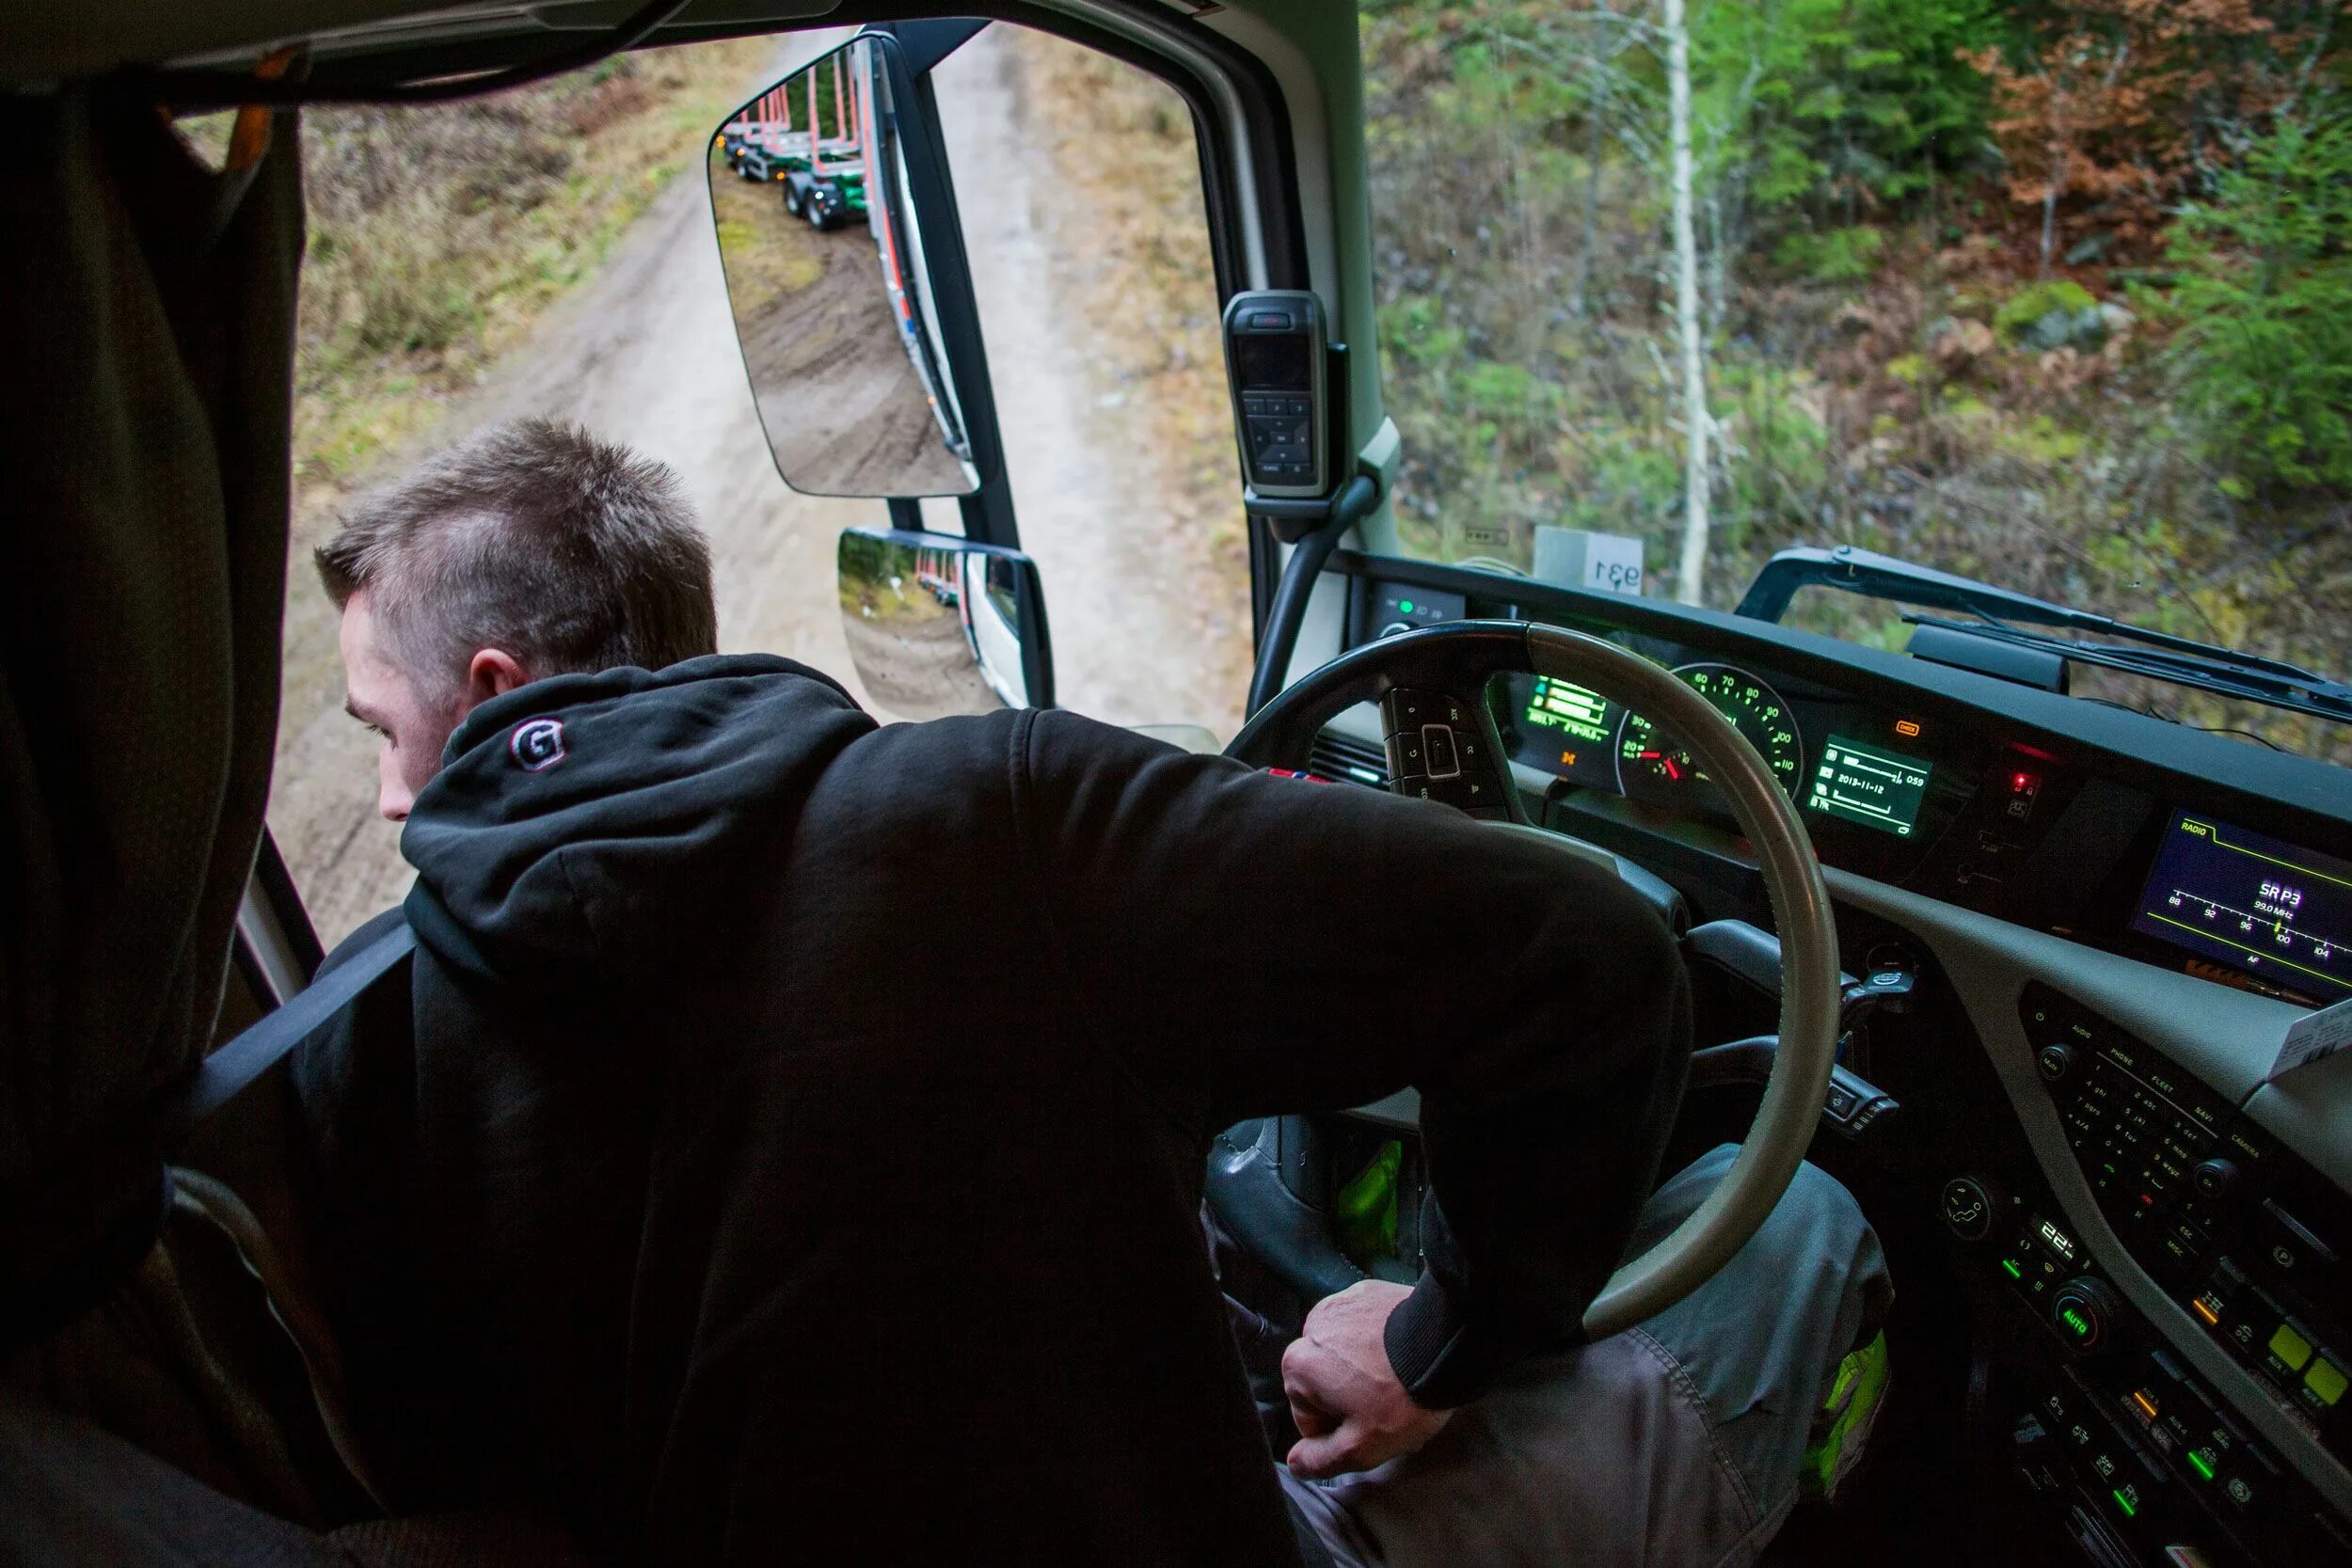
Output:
[{"xmin": 3, "ymin": 0, "xmax": 843, "ymax": 89}]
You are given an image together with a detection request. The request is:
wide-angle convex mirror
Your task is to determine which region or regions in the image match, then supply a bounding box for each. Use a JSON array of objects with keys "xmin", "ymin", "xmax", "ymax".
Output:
[
  {"xmin": 711, "ymin": 36, "xmax": 979, "ymax": 498},
  {"xmin": 837, "ymin": 528, "xmax": 1054, "ymax": 720}
]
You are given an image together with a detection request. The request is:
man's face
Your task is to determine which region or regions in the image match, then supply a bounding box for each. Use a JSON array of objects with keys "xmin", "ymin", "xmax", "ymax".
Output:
[{"xmin": 341, "ymin": 589, "xmax": 466, "ymax": 822}]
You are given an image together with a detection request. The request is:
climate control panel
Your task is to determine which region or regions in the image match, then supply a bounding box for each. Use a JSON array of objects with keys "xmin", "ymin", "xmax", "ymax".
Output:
[{"xmin": 2021, "ymin": 984, "xmax": 2352, "ymax": 1468}]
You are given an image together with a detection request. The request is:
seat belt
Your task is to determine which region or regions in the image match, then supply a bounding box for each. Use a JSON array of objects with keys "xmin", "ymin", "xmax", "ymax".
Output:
[{"xmin": 162, "ymin": 921, "xmax": 417, "ymax": 1143}]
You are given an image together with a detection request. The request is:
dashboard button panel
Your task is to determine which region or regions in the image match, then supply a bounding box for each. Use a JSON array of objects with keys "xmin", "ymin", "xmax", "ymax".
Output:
[{"xmin": 2022, "ymin": 983, "xmax": 2352, "ymax": 1474}]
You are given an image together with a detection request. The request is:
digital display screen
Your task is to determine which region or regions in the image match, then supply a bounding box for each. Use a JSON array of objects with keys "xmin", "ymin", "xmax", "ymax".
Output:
[
  {"xmin": 1233, "ymin": 332, "xmax": 1311, "ymax": 391},
  {"xmin": 1805, "ymin": 735, "xmax": 1931, "ymax": 837},
  {"xmin": 2132, "ymin": 812, "xmax": 2352, "ymax": 1001},
  {"xmin": 2037, "ymin": 1215, "xmax": 2077, "ymax": 1263},
  {"xmin": 1522, "ymin": 677, "xmax": 1613, "ymax": 745},
  {"xmin": 1515, "ymin": 676, "xmax": 1621, "ymax": 787}
]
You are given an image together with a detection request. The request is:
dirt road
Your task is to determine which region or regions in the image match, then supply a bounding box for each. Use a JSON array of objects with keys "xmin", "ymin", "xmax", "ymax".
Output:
[
  {"xmin": 271, "ymin": 24, "xmax": 1248, "ymax": 947},
  {"xmin": 930, "ymin": 27, "xmax": 1249, "ymax": 733}
]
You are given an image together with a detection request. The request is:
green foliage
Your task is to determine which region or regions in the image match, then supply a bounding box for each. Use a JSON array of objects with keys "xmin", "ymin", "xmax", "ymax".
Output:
[
  {"xmin": 1773, "ymin": 223, "xmax": 1885, "ymax": 280},
  {"xmin": 1994, "ymin": 279, "xmax": 2095, "ymax": 335},
  {"xmin": 2158, "ymin": 107, "xmax": 2352, "ymax": 494},
  {"xmin": 1692, "ymin": 0, "xmax": 2000, "ymax": 228},
  {"xmin": 1720, "ymin": 364, "xmax": 1829, "ymax": 542}
]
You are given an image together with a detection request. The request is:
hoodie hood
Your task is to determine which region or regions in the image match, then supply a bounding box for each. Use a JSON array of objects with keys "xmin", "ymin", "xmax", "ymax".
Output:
[{"xmin": 400, "ymin": 654, "xmax": 875, "ymax": 993}]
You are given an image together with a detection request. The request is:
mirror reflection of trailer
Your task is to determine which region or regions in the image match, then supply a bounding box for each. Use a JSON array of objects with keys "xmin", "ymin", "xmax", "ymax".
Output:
[
  {"xmin": 852, "ymin": 40, "xmax": 975, "ymax": 465},
  {"xmin": 723, "ymin": 64, "xmax": 867, "ymax": 230},
  {"xmin": 913, "ymin": 545, "xmax": 960, "ymax": 607}
]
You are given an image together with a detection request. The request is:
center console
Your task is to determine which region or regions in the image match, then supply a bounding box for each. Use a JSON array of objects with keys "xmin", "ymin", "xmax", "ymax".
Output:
[{"xmin": 1939, "ymin": 984, "xmax": 2352, "ymax": 1565}]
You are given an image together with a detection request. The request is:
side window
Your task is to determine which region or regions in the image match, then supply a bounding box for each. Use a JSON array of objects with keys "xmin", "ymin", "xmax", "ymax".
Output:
[
  {"xmin": 928, "ymin": 26, "xmax": 1251, "ymax": 741},
  {"xmin": 264, "ymin": 38, "xmax": 849, "ymax": 949},
  {"xmin": 263, "ymin": 26, "xmax": 1254, "ymax": 951}
]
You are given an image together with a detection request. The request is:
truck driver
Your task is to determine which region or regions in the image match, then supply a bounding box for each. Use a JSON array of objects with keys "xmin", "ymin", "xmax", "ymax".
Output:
[{"xmin": 304, "ymin": 418, "xmax": 1892, "ymax": 1565}]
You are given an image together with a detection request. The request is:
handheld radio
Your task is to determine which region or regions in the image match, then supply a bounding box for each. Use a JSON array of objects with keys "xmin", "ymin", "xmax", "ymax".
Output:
[{"xmin": 1222, "ymin": 290, "xmax": 1327, "ymax": 499}]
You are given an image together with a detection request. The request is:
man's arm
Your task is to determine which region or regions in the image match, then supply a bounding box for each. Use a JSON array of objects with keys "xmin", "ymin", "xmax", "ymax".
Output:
[{"xmin": 1016, "ymin": 710, "xmax": 1692, "ymax": 1413}]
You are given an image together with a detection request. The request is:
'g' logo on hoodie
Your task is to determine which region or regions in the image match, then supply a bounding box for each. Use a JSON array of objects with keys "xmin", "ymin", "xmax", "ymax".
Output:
[{"xmin": 510, "ymin": 718, "xmax": 567, "ymax": 773}]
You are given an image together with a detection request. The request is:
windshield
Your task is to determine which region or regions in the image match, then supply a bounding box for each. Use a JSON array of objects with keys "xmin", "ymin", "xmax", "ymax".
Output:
[{"xmin": 1359, "ymin": 0, "xmax": 2352, "ymax": 765}]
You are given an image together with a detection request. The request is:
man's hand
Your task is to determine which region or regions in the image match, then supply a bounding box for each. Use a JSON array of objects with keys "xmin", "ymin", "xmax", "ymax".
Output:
[{"xmin": 1281, "ymin": 1279, "xmax": 1453, "ymax": 1480}]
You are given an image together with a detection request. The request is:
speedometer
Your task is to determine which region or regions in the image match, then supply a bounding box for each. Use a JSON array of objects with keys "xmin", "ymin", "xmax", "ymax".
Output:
[{"xmin": 1615, "ymin": 663, "xmax": 1804, "ymax": 811}]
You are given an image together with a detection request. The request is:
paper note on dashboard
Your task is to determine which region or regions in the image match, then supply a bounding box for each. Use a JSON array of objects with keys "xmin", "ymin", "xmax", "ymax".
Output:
[{"xmin": 2268, "ymin": 994, "xmax": 2352, "ymax": 1083}]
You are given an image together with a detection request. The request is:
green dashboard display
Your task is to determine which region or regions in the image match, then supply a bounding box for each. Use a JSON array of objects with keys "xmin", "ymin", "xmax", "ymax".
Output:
[
  {"xmin": 1522, "ymin": 678, "xmax": 1613, "ymax": 744},
  {"xmin": 1806, "ymin": 736, "xmax": 1931, "ymax": 837}
]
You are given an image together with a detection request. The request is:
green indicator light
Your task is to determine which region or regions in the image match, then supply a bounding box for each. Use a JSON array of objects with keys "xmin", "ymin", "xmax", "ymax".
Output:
[
  {"xmin": 2112, "ymin": 1488, "xmax": 2137, "ymax": 1519},
  {"xmin": 2188, "ymin": 1450, "xmax": 2217, "ymax": 1481},
  {"xmin": 2001, "ymin": 1259, "xmax": 2023, "ymax": 1278},
  {"xmin": 2269, "ymin": 1323, "xmax": 2313, "ymax": 1371},
  {"xmin": 1398, "ymin": 600, "xmax": 1415, "ymax": 614},
  {"xmin": 2062, "ymin": 1307, "xmax": 2091, "ymax": 1338}
]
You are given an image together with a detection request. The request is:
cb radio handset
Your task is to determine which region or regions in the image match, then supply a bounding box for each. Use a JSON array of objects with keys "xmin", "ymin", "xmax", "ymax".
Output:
[{"xmin": 1223, "ymin": 290, "xmax": 1327, "ymax": 499}]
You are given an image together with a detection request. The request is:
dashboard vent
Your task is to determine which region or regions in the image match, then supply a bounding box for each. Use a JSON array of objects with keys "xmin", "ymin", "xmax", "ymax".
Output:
[{"xmin": 1308, "ymin": 729, "xmax": 1390, "ymax": 789}]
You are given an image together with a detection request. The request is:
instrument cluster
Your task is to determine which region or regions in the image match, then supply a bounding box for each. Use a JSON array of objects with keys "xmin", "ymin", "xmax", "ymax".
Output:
[{"xmin": 1493, "ymin": 652, "xmax": 1983, "ymax": 879}]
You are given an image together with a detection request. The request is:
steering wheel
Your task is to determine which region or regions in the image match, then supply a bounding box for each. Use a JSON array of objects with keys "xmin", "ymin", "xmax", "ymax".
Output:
[{"xmin": 1219, "ymin": 619, "xmax": 1839, "ymax": 1339}]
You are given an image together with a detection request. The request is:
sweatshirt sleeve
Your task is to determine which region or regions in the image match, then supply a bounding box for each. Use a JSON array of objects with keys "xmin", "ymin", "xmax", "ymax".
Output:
[{"xmin": 1015, "ymin": 708, "xmax": 1692, "ymax": 1407}]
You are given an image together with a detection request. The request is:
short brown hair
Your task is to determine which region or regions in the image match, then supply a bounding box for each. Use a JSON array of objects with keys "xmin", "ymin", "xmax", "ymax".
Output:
[{"xmin": 317, "ymin": 420, "xmax": 717, "ymax": 697}]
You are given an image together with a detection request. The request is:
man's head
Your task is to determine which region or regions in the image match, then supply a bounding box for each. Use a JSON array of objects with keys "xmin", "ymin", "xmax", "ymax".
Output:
[{"xmin": 320, "ymin": 420, "xmax": 718, "ymax": 820}]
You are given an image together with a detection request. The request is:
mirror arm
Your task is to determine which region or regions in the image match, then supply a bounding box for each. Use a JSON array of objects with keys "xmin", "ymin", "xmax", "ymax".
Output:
[
  {"xmin": 1245, "ymin": 472, "xmax": 1381, "ymax": 721},
  {"xmin": 885, "ymin": 49, "xmax": 1017, "ymax": 531}
]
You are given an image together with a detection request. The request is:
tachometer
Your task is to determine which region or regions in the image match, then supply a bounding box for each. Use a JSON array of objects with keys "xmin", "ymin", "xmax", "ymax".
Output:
[{"xmin": 1615, "ymin": 663, "xmax": 1804, "ymax": 811}]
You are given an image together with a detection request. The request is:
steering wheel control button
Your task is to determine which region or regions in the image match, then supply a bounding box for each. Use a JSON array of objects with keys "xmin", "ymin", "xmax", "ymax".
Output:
[
  {"xmin": 1941, "ymin": 1176, "xmax": 1996, "ymax": 1240},
  {"xmin": 1384, "ymin": 730, "xmax": 1424, "ymax": 777},
  {"xmin": 1381, "ymin": 689, "xmax": 1443, "ymax": 732},
  {"xmin": 1422, "ymin": 724, "xmax": 1460, "ymax": 779},
  {"xmin": 1398, "ymin": 770, "xmax": 1501, "ymax": 810}
]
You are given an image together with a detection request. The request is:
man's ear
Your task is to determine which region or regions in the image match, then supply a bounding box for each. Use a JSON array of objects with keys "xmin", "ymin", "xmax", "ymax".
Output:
[{"xmin": 462, "ymin": 648, "xmax": 533, "ymax": 711}]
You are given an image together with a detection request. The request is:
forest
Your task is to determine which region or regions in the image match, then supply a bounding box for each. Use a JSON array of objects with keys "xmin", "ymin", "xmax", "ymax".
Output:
[{"xmin": 1359, "ymin": 0, "xmax": 2351, "ymax": 758}]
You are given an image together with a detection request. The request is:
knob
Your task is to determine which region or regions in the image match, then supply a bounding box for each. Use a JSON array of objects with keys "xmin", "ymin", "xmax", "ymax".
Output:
[
  {"xmin": 2191, "ymin": 1158, "xmax": 2239, "ymax": 1201},
  {"xmin": 1940, "ymin": 1174, "xmax": 2001, "ymax": 1241},
  {"xmin": 2051, "ymin": 1276, "xmax": 2122, "ymax": 1354},
  {"xmin": 2037, "ymin": 1042, "xmax": 2076, "ymax": 1082}
]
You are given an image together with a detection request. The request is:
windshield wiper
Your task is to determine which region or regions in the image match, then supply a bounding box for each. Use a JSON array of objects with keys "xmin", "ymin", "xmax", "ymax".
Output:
[{"xmin": 1739, "ymin": 546, "xmax": 2352, "ymax": 727}]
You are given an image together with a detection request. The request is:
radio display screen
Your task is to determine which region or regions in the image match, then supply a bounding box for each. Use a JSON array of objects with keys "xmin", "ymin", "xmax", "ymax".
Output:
[
  {"xmin": 1232, "ymin": 332, "xmax": 1311, "ymax": 390},
  {"xmin": 2132, "ymin": 811, "xmax": 2352, "ymax": 1001}
]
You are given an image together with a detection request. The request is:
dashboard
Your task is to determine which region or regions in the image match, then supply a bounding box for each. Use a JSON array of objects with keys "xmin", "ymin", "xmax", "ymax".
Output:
[
  {"xmin": 1342, "ymin": 569, "xmax": 2352, "ymax": 1009},
  {"xmin": 1315, "ymin": 553, "xmax": 2352, "ymax": 1566}
]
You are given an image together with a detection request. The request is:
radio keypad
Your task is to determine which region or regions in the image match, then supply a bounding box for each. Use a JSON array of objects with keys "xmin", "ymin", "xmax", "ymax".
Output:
[{"xmin": 1241, "ymin": 392, "xmax": 1317, "ymax": 484}]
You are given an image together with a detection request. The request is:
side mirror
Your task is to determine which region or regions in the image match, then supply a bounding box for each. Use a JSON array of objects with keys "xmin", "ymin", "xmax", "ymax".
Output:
[
  {"xmin": 836, "ymin": 528, "xmax": 1054, "ymax": 718},
  {"xmin": 710, "ymin": 35, "xmax": 984, "ymax": 499}
]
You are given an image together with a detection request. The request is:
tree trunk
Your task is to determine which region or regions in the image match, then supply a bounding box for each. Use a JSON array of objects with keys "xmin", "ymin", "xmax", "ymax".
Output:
[
  {"xmin": 1666, "ymin": 0, "xmax": 1711, "ymax": 606},
  {"xmin": 1574, "ymin": 0, "xmax": 1613, "ymax": 318}
]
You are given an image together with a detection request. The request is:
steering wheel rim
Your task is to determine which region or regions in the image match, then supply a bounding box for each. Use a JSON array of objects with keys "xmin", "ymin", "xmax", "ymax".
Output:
[{"xmin": 1224, "ymin": 619, "xmax": 1839, "ymax": 1340}]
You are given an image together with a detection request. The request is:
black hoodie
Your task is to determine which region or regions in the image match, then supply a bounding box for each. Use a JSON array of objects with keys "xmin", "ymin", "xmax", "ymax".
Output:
[{"xmin": 293, "ymin": 654, "xmax": 1689, "ymax": 1565}]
